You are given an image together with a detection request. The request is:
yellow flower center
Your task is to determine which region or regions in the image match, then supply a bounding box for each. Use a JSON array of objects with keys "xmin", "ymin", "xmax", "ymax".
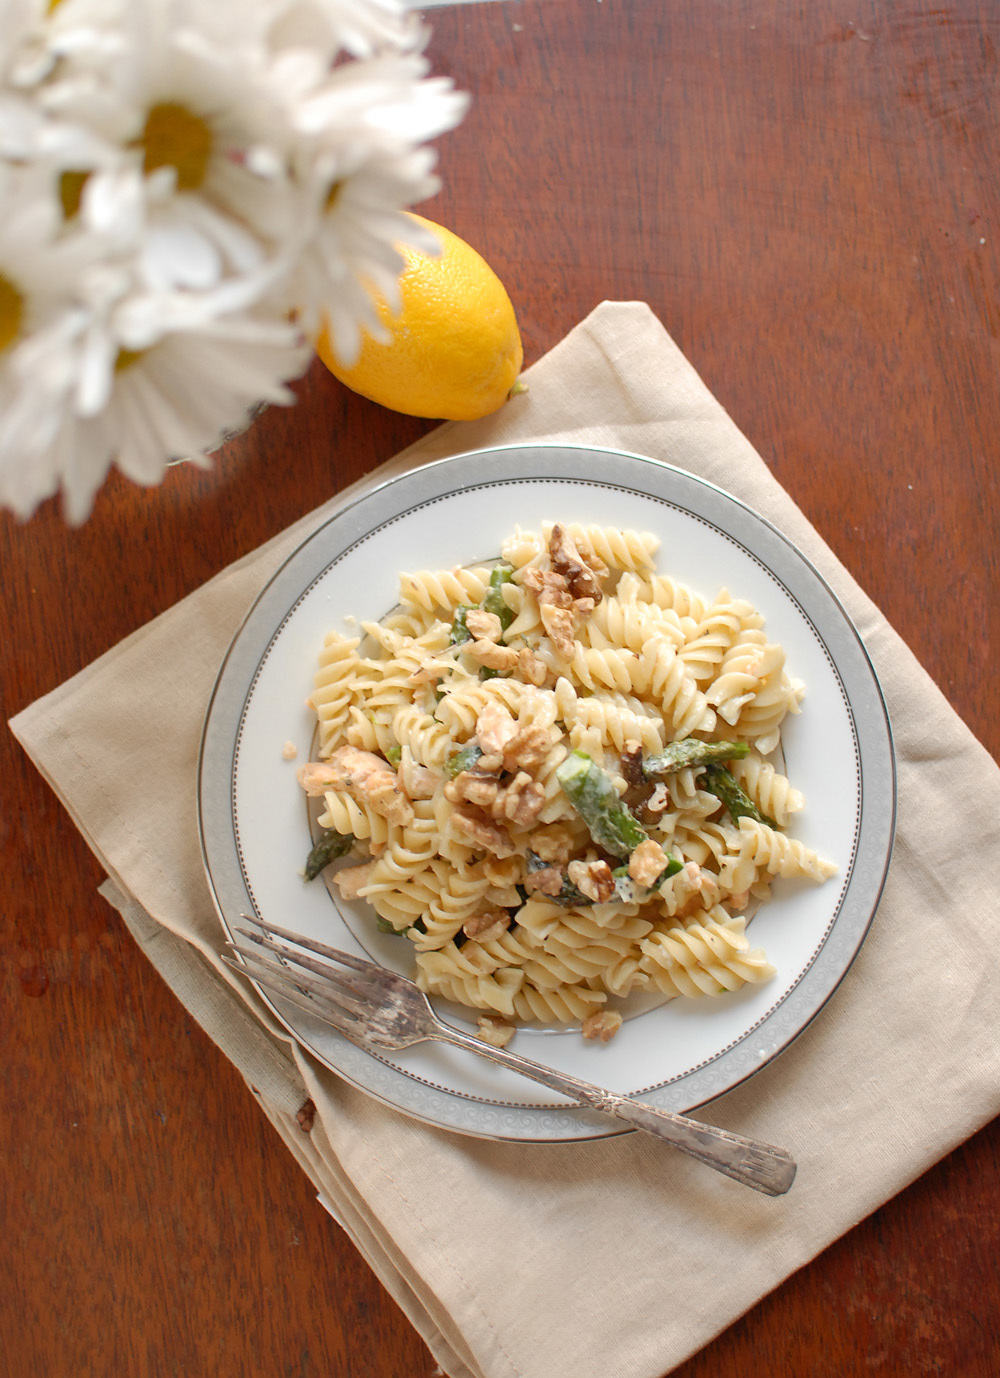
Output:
[
  {"xmin": 59, "ymin": 170, "xmax": 90, "ymax": 220},
  {"xmin": 115, "ymin": 347, "xmax": 145, "ymax": 373},
  {"xmin": 0, "ymin": 274, "xmax": 24, "ymax": 355},
  {"xmin": 140, "ymin": 102, "xmax": 213, "ymax": 190}
]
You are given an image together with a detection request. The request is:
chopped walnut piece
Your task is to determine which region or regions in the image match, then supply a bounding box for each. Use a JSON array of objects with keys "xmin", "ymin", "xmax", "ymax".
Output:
[
  {"xmin": 447, "ymin": 769, "xmax": 545, "ymax": 830},
  {"xmin": 620, "ymin": 740, "xmax": 644, "ymax": 788},
  {"xmin": 322, "ymin": 745, "xmax": 413, "ymax": 824},
  {"xmin": 628, "ymin": 838, "xmax": 670, "ymax": 888},
  {"xmin": 451, "ymin": 806, "xmax": 518, "ymax": 858},
  {"xmin": 582, "ymin": 1010, "xmax": 623, "ymax": 1043},
  {"xmin": 445, "ymin": 771, "xmax": 501, "ymax": 811},
  {"xmin": 296, "ymin": 761, "xmax": 340, "ymax": 796},
  {"xmin": 281, "ymin": 741, "xmax": 298, "ymax": 761},
  {"xmin": 516, "ymin": 647, "xmax": 551, "ymax": 687},
  {"xmin": 463, "ymin": 907, "xmax": 511, "ymax": 943},
  {"xmin": 499, "ymin": 771, "xmax": 546, "ymax": 827},
  {"xmin": 467, "ymin": 638, "xmax": 520, "ymax": 672},
  {"xmin": 524, "ymin": 864, "xmax": 565, "ymax": 896},
  {"xmin": 539, "ymin": 601, "xmax": 578, "ymax": 659},
  {"xmin": 476, "ymin": 1015, "xmax": 516, "ymax": 1048},
  {"xmin": 465, "ymin": 608, "xmax": 504, "ymax": 641},
  {"xmin": 331, "ymin": 861, "xmax": 374, "ymax": 900},
  {"xmin": 476, "ymin": 702, "xmax": 518, "ymax": 755},
  {"xmin": 529, "ymin": 823, "xmax": 576, "ymax": 864},
  {"xmin": 567, "ymin": 858, "xmax": 616, "ymax": 903},
  {"xmin": 522, "ymin": 566, "xmax": 574, "ymax": 608},
  {"xmin": 548, "ymin": 524, "xmax": 608, "ymax": 602},
  {"xmin": 670, "ymin": 861, "xmax": 723, "ymax": 918},
  {"xmin": 501, "ymin": 723, "xmax": 554, "ymax": 774},
  {"xmin": 398, "ymin": 761, "xmax": 439, "ymax": 800}
]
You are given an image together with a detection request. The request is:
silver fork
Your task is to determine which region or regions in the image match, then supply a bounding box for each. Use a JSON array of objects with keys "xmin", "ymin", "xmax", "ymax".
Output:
[{"xmin": 222, "ymin": 916, "xmax": 796, "ymax": 1196}]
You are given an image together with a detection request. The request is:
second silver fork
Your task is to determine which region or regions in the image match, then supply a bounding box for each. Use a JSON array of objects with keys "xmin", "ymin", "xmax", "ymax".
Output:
[{"xmin": 223, "ymin": 916, "xmax": 797, "ymax": 1197}]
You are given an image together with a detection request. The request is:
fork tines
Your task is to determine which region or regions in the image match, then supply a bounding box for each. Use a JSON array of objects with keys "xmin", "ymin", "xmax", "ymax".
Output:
[{"xmin": 221, "ymin": 918, "xmax": 380, "ymax": 1045}]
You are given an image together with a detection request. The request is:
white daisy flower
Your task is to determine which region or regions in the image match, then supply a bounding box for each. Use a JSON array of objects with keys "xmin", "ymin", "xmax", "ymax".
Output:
[
  {"xmin": 287, "ymin": 52, "xmax": 468, "ymax": 357},
  {"xmin": 2, "ymin": 0, "xmax": 125, "ymax": 91},
  {"xmin": 262, "ymin": 0, "xmax": 423, "ymax": 62},
  {"xmin": 47, "ymin": 301, "xmax": 310, "ymax": 523},
  {"xmin": 0, "ymin": 159, "xmax": 308, "ymax": 522},
  {"xmin": 0, "ymin": 163, "xmax": 107, "ymax": 518},
  {"xmin": 38, "ymin": 0, "xmax": 303, "ymax": 289},
  {"xmin": 0, "ymin": 0, "xmax": 470, "ymax": 520}
]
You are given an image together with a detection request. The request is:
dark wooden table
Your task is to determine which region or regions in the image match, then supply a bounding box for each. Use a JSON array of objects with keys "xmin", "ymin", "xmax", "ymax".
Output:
[{"xmin": 3, "ymin": 1, "xmax": 999, "ymax": 1374}]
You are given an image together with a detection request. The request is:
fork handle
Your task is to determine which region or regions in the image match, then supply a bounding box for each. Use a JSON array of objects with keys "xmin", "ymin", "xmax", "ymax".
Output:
[{"xmin": 434, "ymin": 1023, "xmax": 796, "ymax": 1196}]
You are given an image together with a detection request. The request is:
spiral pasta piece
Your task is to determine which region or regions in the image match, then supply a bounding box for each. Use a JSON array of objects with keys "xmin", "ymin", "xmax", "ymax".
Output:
[
  {"xmin": 398, "ymin": 566, "xmax": 492, "ymax": 616},
  {"xmin": 313, "ymin": 632, "xmax": 363, "ymax": 753},
  {"xmin": 567, "ymin": 645, "xmax": 642, "ymax": 695},
  {"xmin": 501, "ymin": 526, "xmax": 546, "ymax": 570},
  {"xmin": 583, "ymin": 597, "xmax": 685, "ymax": 654},
  {"xmin": 634, "ymin": 640, "xmax": 716, "ymax": 736},
  {"xmin": 639, "ymin": 911, "xmax": 776, "ymax": 997},
  {"xmin": 680, "ymin": 593, "xmax": 763, "ymax": 685},
  {"xmin": 736, "ymin": 817, "xmax": 837, "ymax": 882},
  {"xmin": 511, "ymin": 981, "xmax": 608, "ymax": 1023},
  {"xmin": 733, "ymin": 672, "xmax": 805, "ymax": 755},
  {"xmin": 554, "ymin": 677, "xmax": 665, "ymax": 754},
  {"xmin": 391, "ymin": 704, "xmax": 454, "ymax": 769},
  {"xmin": 498, "ymin": 582, "xmax": 544, "ymax": 641},
  {"xmin": 317, "ymin": 789, "xmax": 392, "ymax": 846},
  {"xmin": 618, "ymin": 571, "xmax": 708, "ymax": 622},
  {"xmin": 729, "ymin": 753, "xmax": 805, "ymax": 827},
  {"xmin": 433, "ymin": 675, "xmax": 528, "ymax": 737},
  {"xmin": 415, "ymin": 952, "xmax": 525, "ymax": 1016}
]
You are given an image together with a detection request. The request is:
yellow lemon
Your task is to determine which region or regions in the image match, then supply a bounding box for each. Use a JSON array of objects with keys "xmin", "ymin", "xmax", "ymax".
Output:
[{"xmin": 316, "ymin": 213, "xmax": 523, "ymax": 421}]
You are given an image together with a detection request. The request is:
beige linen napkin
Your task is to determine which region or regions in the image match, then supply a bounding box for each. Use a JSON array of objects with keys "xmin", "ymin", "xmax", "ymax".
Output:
[{"xmin": 12, "ymin": 302, "xmax": 1000, "ymax": 1378}]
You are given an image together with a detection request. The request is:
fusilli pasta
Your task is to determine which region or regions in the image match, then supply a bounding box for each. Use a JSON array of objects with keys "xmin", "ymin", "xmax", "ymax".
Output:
[{"xmin": 298, "ymin": 521, "xmax": 836, "ymax": 1042}]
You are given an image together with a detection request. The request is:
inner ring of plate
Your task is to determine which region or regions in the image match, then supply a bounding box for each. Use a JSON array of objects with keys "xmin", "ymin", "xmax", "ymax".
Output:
[
  {"xmin": 199, "ymin": 444, "xmax": 895, "ymax": 1143},
  {"xmin": 241, "ymin": 483, "xmax": 853, "ymax": 1081}
]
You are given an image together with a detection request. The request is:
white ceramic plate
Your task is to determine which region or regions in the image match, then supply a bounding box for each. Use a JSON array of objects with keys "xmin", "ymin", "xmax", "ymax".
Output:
[{"xmin": 198, "ymin": 444, "xmax": 895, "ymax": 1142}]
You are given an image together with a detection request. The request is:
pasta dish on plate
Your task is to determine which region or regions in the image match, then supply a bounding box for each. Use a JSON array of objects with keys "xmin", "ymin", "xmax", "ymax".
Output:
[{"xmin": 297, "ymin": 521, "xmax": 836, "ymax": 1047}]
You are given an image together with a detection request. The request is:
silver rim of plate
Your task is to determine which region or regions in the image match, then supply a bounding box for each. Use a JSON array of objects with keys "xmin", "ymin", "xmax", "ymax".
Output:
[{"xmin": 198, "ymin": 444, "xmax": 896, "ymax": 1143}]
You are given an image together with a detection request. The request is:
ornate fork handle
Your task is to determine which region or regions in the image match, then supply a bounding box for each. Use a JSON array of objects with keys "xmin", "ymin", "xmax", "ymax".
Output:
[{"xmin": 433, "ymin": 1020, "xmax": 796, "ymax": 1196}]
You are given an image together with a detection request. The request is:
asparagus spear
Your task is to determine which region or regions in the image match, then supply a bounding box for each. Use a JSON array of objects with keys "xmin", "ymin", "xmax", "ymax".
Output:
[
  {"xmin": 376, "ymin": 915, "xmax": 427, "ymax": 937},
  {"xmin": 702, "ymin": 763, "xmax": 777, "ymax": 828},
  {"xmin": 482, "ymin": 563, "xmax": 516, "ymax": 632},
  {"xmin": 303, "ymin": 828, "xmax": 354, "ymax": 880},
  {"xmin": 445, "ymin": 741, "xmax": 484, "ymax": 777},
  {"xmin": 642, "ymin": 738, "xmax": 749, "ymax": 776},
  {"xmin": 450, "ymin": 604, "xmax": 472, "ymax": 645},
  {"xmin": 449, "ymin": 563, "xmax": 516, "ymax": 645},
  {"xmin": 555, "ymin": 750, "xmax": 648, "ymax": 858}
]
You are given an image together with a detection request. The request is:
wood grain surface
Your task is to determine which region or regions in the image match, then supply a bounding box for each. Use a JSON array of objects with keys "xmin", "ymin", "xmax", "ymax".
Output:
[{"xmin": 2, "ymin": 1, "xmax": 999, "ymax": 1374}]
